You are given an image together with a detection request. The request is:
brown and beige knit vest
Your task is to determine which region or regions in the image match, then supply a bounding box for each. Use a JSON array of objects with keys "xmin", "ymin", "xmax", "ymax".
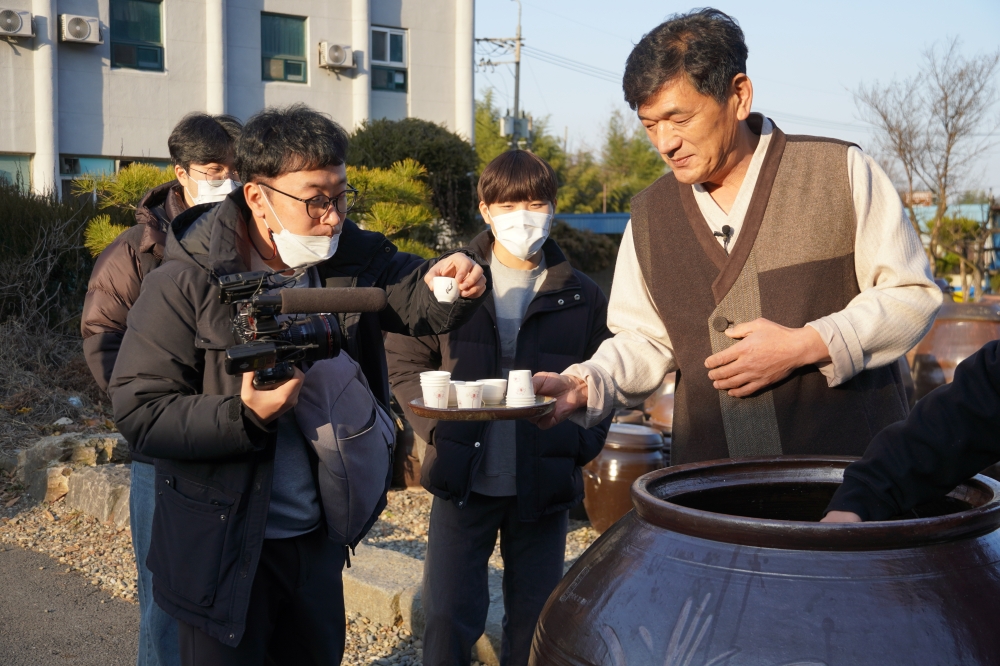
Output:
[{"xmin": 630, "ymin": 116, "xmax": 907, "ymax": 465}]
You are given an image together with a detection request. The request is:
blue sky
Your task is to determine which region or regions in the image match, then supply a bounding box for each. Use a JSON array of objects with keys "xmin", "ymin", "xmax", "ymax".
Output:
[{"xmin": 474, "ymin": 0, "xmax": 1000, "ymax": 195}]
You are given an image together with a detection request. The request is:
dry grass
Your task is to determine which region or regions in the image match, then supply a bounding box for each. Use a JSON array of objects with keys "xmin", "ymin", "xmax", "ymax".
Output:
[{"xmin": 0, "ymin": 319, "xmax": 111, "ymax": 455}]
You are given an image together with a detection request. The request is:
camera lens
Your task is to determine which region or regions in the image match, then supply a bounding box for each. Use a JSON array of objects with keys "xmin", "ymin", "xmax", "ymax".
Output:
[{"xmin": 280, "ymin": 315, "xmax": 341, "ymax": 361}]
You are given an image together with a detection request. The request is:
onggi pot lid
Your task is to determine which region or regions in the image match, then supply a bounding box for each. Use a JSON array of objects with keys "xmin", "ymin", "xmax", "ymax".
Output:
[{"xmin": 606, "ymin": 423, "xmax": 663, "ymax": 450}]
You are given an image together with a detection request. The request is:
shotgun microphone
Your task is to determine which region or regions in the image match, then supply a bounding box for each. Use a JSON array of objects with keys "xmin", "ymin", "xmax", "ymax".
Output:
[
  {"xmin": 280, "ymin": 287, "xmax": 388, "ymax": 314},
  {"xmin": 252, "ymin": 288, "xmax": 388, "ymax": 314}
]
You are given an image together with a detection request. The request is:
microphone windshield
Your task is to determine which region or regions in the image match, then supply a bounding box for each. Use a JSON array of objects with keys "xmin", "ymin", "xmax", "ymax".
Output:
[{"xmin": 279, "ymin": 288, "xmax": 388, "ymax": 314}]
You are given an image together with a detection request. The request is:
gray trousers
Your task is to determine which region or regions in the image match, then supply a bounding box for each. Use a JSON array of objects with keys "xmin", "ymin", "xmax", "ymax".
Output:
[{"xmin": 422, "ymin": 493, "xmax": 568, "ymax": 666}]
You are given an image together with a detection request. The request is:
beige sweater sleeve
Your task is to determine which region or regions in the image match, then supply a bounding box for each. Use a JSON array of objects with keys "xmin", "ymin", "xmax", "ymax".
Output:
[
  {"xmin": 562, "ymin": 224, "xmax": 677, "ymax": 428},
  {"xmin": 805, "ymin": 147, "xmax": 942, "ymax": 386}
]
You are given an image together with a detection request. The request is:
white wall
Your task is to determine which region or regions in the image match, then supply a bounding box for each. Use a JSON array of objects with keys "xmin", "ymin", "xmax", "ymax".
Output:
[
  {"xmin": 228, "ymin": 0, "xmax": 357, "ymax": 129},
  {"xmin": 0, "ymin": 0, "xmax": 471, "ymax": 192},
  {"xmin": 401, "ymin": 1, "xmax": 456, "ymax": 130},
  {"xmin": 0, "ymin": 0, "xmax": 37, "ymax": 155}
]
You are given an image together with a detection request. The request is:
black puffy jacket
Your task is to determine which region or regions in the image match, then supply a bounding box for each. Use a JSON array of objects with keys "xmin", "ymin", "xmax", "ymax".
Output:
[
  {"xmin": 110, "ymin": 190, "xmax": 488, "ymax": 646},
  {"xmin": 386, "ymin": 231, "xmax": 613, "ymax": 521},
  {"xmin": 827, "ymin": 340, "xmax": 1000, "ymax": 521}
]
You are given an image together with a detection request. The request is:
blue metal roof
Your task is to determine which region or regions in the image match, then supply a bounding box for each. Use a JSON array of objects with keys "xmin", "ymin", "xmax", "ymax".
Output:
[{"xmin": 554, "ymin": 213, "xmax": 631, "ymax": 234}]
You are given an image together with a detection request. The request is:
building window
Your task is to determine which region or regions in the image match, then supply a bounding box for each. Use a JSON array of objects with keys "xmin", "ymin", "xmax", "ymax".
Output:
[
  {"xmin": 371, "ymin": 28, "xmax": 405, "ymax": 66},
  {"xmin": 261, "ymin": 13, "xmax": 307, "ymax": 83},
  {"xmin": 372, "ymin": 66, "xmax": 407, "ymax": 92},
  {"xmin": 371, "ymin": 27, "xmax": 406, "ymax": 93},
  {"xmin": 110, "ymin": 0, "xmax": 164, "ymax": 71},
  {"xmin": 0, "ymin": 154, "xmax": 31, "ymax": 192}
]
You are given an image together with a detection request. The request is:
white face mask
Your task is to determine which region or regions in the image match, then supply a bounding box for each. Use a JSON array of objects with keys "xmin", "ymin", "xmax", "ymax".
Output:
[
  {"xmin": 261, "ymin": 190, "xmax": 339, "ymax": 269},
  {"xmin": 185, "ymin": 175, "xmax": 240, "ymax": 205},
  {"xmin": 487, "ymin": 208, "xmax": 552, "ymax": 260}
]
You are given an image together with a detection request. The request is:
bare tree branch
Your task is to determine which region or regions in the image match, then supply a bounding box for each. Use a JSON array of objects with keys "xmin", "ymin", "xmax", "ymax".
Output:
[{"xmin": 855, "ymin": 37, "xmax": 1000, "ymax": 290}]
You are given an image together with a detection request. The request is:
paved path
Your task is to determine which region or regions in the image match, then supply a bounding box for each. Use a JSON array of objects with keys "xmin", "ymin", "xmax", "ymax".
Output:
[{"xmin": 0, "ymin": 545, "xmax": 138, "ymax": 665}]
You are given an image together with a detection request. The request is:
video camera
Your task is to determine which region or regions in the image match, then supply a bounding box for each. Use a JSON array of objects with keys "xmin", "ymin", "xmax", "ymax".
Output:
[{"xmin": 218, "ymin": 271, "xmax": 387, "ymax": 389}]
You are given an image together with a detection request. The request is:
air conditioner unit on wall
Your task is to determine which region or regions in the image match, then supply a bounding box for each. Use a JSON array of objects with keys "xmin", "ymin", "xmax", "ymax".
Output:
[
  {"xmin": 60, "ymin": 15, "xmax": 102, "ymax": 44},
  {"xmin": 0, "ymin": 8, "xmax": 33, "ymax": 38},
  {"xmin": 319, "ymin": 41, "xmax": 354, "ymax": 70}
]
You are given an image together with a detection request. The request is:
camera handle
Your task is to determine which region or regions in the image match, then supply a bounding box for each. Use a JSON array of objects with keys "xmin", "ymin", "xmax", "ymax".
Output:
[{"xmin": 252, "ymin": 363, "xmax": 296, "ymax": 390}]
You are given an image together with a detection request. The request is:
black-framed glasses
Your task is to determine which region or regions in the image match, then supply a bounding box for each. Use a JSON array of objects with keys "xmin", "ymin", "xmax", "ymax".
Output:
[
  {"xmin": 261, "ymin": 183, "xmax": 358, "ymax": 219},
  {"xmin": 188, "ymin": 166, "xmax": 236, "ymax": 181}
]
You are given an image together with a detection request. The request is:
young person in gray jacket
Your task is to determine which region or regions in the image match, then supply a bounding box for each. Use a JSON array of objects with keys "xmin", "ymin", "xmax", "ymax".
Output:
[{"xmin": 386, "ymin": 151, "xmax": 613, "ymax": 666}]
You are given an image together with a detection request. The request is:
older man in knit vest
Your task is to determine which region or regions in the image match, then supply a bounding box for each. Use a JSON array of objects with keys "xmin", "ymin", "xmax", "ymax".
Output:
[{"xmin": 534, "ymin": 8, "xmax": 942, "ymax": 464}]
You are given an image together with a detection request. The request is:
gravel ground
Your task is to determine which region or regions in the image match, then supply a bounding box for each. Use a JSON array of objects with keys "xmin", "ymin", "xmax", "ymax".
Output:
[
  {"xmin": 364, "ymin": 487, "xmax": 600, "ymax": 573},
  {"xmin": 0, "ymin": 470, "xmax": 599, "ymax": 665}
]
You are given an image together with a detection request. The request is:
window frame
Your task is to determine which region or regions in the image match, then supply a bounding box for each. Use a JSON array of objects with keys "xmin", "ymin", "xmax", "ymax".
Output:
[
  {"xmin": 109, "ymin": 0, "xmax": 165, "ymax": 72},
  {"xmin": 260, "ymin": 12, "xmax": 308, "ymax": 84},
  {"xmin": 370, "ymin": 26, "xmax": 407, "ymax": 67},
  {"xmin": 371, "ymin": 66, "xmax": 408, "ymax": 93}
]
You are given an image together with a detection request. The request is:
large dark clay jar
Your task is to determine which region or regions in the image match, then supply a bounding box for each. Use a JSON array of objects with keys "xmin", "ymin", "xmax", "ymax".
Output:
[
  {"xmin": 908, "ymin": 301, "xmax": 1000, "ymax": 401},
  {"xmin": 582, "ymin": 424, "xmax": 664, "ymax": 534},
  {"xmin": 532, "ymin": 457, "xmax": 1000, "ymax": 666}
]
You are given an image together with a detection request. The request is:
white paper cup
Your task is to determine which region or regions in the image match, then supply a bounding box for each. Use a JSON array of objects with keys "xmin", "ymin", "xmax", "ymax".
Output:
[
  {"xmin": 507, "ymin": 370, "xmax": 534, "ymax": 402},
  {"xmin": 433, "ymin": 276, "xmax": 460, "ymax": 303},
  {"xmin": 478, "ymin": 379, "xmax": 507, "ymax": 405},
  {"xmin": 421, "ymin": 383, "xmax": 449, "ymax": 409},
  {"xmin": 456, "ymin": 382, "xmax": 484, "ymax": 409}
]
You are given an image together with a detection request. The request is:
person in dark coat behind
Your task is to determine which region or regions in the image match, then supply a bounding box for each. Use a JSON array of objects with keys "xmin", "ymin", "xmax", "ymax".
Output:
[
  {"xmin": 110, "ymin": 104, "xmax": 489, "ymax": 666},
  {"xmin": 80, "ymin": 112, "xmax": 242, "ymax": 666},
  {"xmin": 81, "ymin": 113, "xmax": 243, "ymax": 393},
  {"xmin": 386, "ymin": 151, "xmax": 612, "ymax": 666},
  {"xmin": 823, "ymin": 340, "xmax": 1000, "ymax": 523}
]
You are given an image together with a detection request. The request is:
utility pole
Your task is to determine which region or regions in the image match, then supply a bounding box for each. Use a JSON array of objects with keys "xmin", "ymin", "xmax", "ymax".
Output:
[
  {"xmin": 512, "ymin": 0, "xmax": 521, "ymax": 119},
  {"xmin": 476, "ymin": 0, "xmax": 529, "ymax": 149}
]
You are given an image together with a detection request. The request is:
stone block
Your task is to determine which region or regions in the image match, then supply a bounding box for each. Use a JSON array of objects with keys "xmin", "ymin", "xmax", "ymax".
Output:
[
  {"xmin": 18, "ymin": 434, "xmax": 130, "ymax": 498},
  {"xmin": 470, "ymin": 572, "xmax": 504, "ymax": 666},
  {"xmin": 341, "ymin": 544, "xmax": 502, "ymax": 666},
  {"xmin": 42, "ymin": 465, "xmax": 73, "ymax": 502},
  {"xmin": 65, "ymin": 464, "xmax": 131, "ymax": 529},
  {"xmin": 342, "ymin": 543, "xmax": 424, "ymax": 628}
]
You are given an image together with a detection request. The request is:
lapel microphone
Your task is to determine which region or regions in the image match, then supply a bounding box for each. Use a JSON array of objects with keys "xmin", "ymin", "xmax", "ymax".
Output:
[{"xmin": 713, "ymin": 225, "xmax": 734, "ymax": 254}]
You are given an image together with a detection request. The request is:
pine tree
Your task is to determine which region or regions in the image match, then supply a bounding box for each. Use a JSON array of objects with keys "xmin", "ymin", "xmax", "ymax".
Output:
[
  {"xmin": 74, "ymin": 163, "xmax": 175, "ymax": 257},
  {"xmin": 347, "ymin": 159, "xmax": 438, "ymax": 258}
]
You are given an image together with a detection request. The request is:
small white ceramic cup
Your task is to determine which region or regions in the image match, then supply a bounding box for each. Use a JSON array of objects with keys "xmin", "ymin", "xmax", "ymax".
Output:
[
  {"xmin": 421, "ymin": 383, "xmax": 449, "ymax": 409},
  {"xmin": 432, "ymin": 276, "xmax": 460, "ymax": 303},
  {"xmin": 448, "ymin": 381, "xmax": 465, "ymax": 406},
  {"xmin": 478, "ymin": 379, "xmax": 508, "ymax": 405},
  {"xmin": 507, "ymin": 370, "xmax": 534, "ymax": 401},
  {"xmin": 455, "ymin": 381, "xmax": 484, "ymax": 409},
  {"xmin": 420, "ymin": 370, "xmax": 451, "ymax": 383}
]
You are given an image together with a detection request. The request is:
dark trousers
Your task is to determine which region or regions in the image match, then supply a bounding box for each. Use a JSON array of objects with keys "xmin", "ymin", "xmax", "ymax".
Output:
[
  {"xmin": 422, "ymin": 493, "xmax": 568, "ymax": 666},
  {"xmin": 177, "ymin": 529, "xmax": 346, "ymax": 666}
]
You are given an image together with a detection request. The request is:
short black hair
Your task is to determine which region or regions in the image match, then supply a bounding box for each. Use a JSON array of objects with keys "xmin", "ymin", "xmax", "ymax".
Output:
[
  {"xmin": 167, "ymin": 113, "xmax": 243, "ymax": 170},
  {"xmin": 622, "ymin": 8, "xmax": 748, "ymax": 109},
  {"xmin": 235, "ymin": 104, "xmax": 350, "ymax": 185},
  {"xmin": 478, "ymin": 150, "xmax": 558, "ymax": 206}
]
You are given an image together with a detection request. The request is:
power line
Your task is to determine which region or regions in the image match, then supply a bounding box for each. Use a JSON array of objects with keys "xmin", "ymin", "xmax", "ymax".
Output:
[
  {"xmin": 520, "ymin": 45, "xmax": 621, "ymax": 84},
  {"xmin": 520, "ymin": 1, "xmax": 635, "ymax": 43}
]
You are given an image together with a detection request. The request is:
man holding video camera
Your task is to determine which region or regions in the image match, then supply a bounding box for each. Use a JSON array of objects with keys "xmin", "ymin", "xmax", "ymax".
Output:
[{"xmin": 110, "ymin": 104, "xmax": 489, "ymax": 666}]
